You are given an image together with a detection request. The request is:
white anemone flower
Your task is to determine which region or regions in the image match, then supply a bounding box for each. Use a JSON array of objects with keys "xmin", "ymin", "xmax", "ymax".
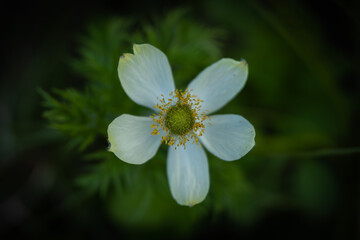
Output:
[{"xmin": 108, "ymin": 44, "xmax": 255, "ymax": 206}]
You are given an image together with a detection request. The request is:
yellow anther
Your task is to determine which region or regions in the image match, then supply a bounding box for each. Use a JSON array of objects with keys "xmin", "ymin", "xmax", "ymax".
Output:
[{"xmin": 150, "ymin": 89, "xmax": 209, "ymax": 149}]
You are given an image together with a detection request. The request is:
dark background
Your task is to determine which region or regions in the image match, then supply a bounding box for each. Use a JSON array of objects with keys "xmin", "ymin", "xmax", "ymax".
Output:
[{"xmin": 0, "ymin": 0, "xmax": 359, "ymax": 239}]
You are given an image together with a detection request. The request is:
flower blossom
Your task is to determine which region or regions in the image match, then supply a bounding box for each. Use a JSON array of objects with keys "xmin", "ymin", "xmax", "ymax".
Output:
[{"xmin": 108, "ymin": 44, "xmax": 255, "ymax": 206}]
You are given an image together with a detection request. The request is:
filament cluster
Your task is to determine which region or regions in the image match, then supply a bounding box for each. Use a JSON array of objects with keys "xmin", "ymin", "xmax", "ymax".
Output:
[{"xmin": 150, "ymin": 89, "xmax": 210, "ymax": 149}]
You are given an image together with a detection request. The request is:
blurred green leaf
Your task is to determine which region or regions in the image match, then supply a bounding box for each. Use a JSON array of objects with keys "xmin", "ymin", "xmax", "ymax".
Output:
[{"xmin": 291, "ymin": 160, "xmax": 337, "ymax": 216}]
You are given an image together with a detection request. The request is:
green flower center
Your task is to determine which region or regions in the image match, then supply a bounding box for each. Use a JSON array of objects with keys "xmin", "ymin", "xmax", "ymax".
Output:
[{"xmin": 165, "ymin": 104, "xmax": 195, "ymax": 136}]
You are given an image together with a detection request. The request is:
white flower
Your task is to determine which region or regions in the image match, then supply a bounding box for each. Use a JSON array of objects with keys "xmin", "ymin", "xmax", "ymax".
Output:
[{"xmin": 108, "ymin": 44, "xmax": 255, "ymax": 206}]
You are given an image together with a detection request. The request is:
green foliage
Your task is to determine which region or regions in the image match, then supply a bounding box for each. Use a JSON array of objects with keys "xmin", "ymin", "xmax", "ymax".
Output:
[
  {"xmin": 40, "ymin": 5, "xmax": 355, "ymax": 231},
  {"xmin": 76, "ymin": 151, "xmax": 125, "ymax": 197},
  {"xmin": 39, "ymin": 88, "xmax": 107, "ymax": 150}
]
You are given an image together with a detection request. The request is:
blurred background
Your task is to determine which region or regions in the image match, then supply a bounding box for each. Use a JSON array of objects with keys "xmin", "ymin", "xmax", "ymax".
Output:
[{"xmin": 0, "ymin": 0, "xmax": 359, "ymax": 239}]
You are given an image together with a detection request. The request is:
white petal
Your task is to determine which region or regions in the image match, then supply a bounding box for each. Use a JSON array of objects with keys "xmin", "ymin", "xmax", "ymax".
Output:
[
  {"xmin": 118, "ymin": 44, "xmax": 175, "ymax": 109},
  {"xmin": 167, "ymin": 143, "xmax": 209, "ymax": 206},
  {"xmin": 200, "ymin": 114, "xmax": 255, "ymax": 161},
  {"xmin": 108, "ymin": 114, "xmax": 162, "ymax": 164},
  {"xmin": 188, "ymin": 58, "xmax": 248, "ymax": 114}
]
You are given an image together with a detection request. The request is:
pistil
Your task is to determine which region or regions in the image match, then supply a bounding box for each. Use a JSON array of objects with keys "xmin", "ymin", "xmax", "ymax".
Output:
[{"xmin": 150, "ymin": 89, "xmax": 209, "ymax": 149}]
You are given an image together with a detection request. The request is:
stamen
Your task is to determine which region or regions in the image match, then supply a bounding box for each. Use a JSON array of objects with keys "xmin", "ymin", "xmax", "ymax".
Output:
[{"xmin": 150, "ymin": 88, "xmax": 210, "ymax": 149}]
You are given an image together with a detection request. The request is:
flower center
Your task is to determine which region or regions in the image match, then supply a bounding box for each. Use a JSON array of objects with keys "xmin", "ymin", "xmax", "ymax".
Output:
[
  {"xmin": 165, "ymin": 104, "xmax": 195, "ymax": 135},
  {"xmin": 150, "ymin": 89, "xmax": 209, "ymax": 149}
]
